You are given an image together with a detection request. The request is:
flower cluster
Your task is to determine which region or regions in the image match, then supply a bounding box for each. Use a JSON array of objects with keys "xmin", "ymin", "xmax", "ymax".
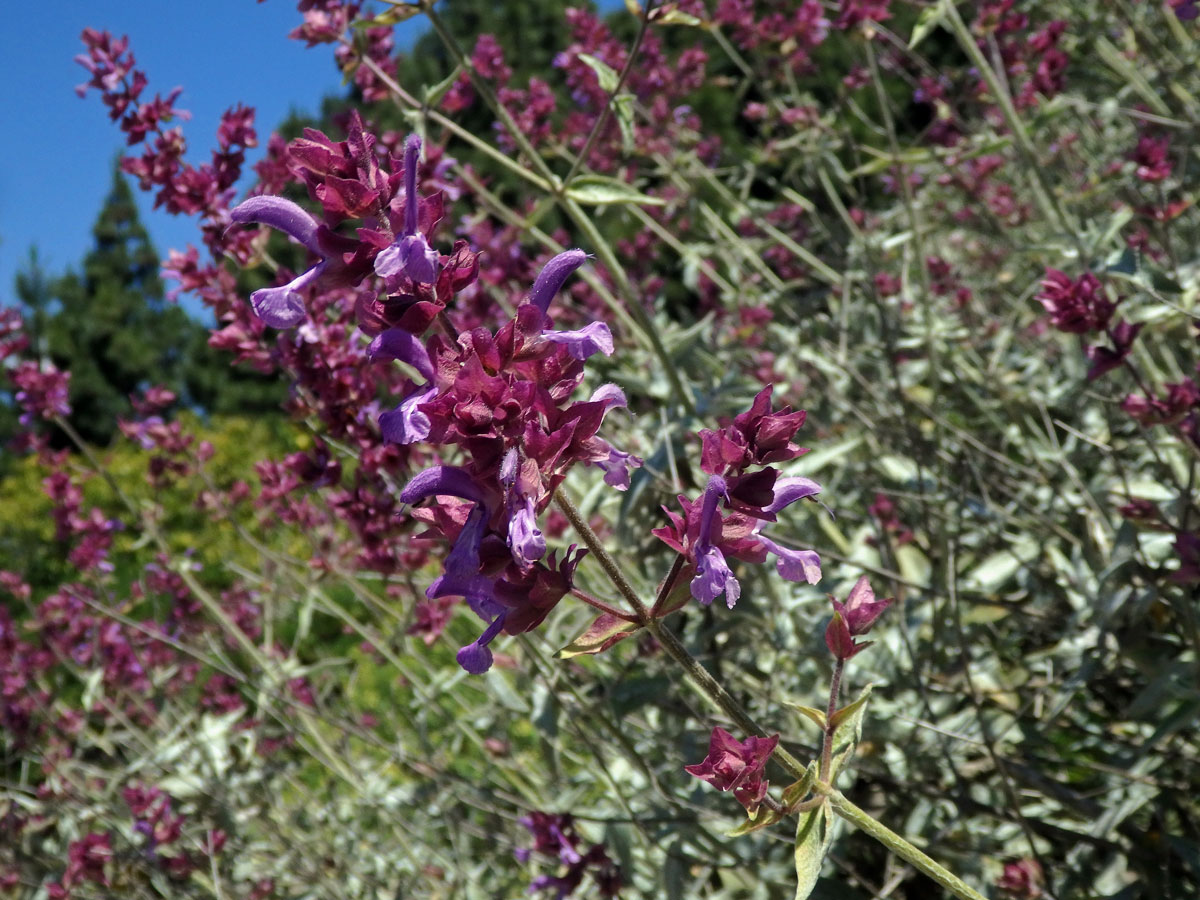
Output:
[
  {"xmin": 230, "ymin": 122, "xmax": 642, "ymax": 672},
  {"xmin": 654, "ymin": 387, "xmax": 821, "ymax": 607},
  {"xmin": 1037, "ymin": 269, "xmax": 1114, "ymax": 334},
  {"xmin": 824, "ymin": 576, "xmax": 893, "ymax": 660},
  {"xmin": 684, "ymin": 727, "xmax": 779, "ymax": 814},
  {"xmin": 515, "ymin": 812, "xmax": 622, "ymax": 898},
  {"xmin": 394, "ymin": 250, "xmax": 639, "ymax": 672}
]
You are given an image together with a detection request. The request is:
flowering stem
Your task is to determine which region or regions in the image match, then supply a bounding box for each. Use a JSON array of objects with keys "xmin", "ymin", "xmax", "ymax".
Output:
[
  {"xmin": 412, "ymin": 2, "xmax": 696, "ymax": 417},
  {"xmin": 646, "ymin": 618, "xmax": 810, "ymax": 782},
  {"xmin": 552, "ymin": 486, "xmax": 808, "ymax": 780},
  {"xmin": 820, "ymin": 787, "xmax": 988, "ymax": 900},
  {"xmin": 819, "ymin": 657, "xmax": 845, "ymax": 783},
  {"xmin": 553, "ymin": 486, "xmax": 650, "ymax": 621},
  {"xmin": 570, "ymin": 588, "xmax": 641, "ymax": 622}
]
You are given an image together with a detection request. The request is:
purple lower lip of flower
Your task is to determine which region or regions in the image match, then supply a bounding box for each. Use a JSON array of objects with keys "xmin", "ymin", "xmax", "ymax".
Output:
[
  {"xmin": 378, "ymin": 385, "xmax": 437, "ymax": 445},
  {"xmin": 375, "ymin": 233, "xmax": 440, "ymax": 285},
  {"xmin": 691, "ymin": 543, "xmax": 740, "ymax": 607},
  {"xmin": 228, "ymin": 195, "xmax": 322, "ymax": 255},
  {"xmin": 456, "ymin": 610, "xmax": 508, "ymax": 674},
  {"xmin": 529, "ymin": 249, "xmax": 588, "ymax": 315},
  {"xmin": 367, "ymin": 327, "xmax": 434, "ymax": 380},
  {"xmin": 249, "ymin": 261, "xmax": 326, "ymax": 328},
  {"xmin": 756, "ymin": 535, "xmax": 821, "ymax": 584},
  {"xmin": 541, "ymin": 321, "xmax": 614, "ymax": 360},
  {"xmin": 401, "ymin": 465, "xmax": 490, "ymax": 507},
  {"xmin": 507, "ymin": 496, "xmax": 546, "ymax": 568},
  {"xmin": 592, "ymin": 445, "xmax": 642, "ymax": 491}
]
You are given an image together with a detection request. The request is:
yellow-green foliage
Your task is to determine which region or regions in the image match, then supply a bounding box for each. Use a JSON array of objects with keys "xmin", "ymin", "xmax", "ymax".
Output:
[{"xmin": 0, "ymin": 413, "xmax": 303, "ymax": 595}]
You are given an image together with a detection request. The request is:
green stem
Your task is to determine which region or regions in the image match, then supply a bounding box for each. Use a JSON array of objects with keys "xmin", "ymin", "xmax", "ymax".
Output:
[
  {"xmin": 819, "ymin": 657, "xmax": 844, "ymax": 782},
  {"xmin": 552, "ymin": 486, "xmax": 808, "ymax": 780},
  {"xmin": 645, "ymin": 617, "xmax": 810, "ymax": 782},
  {"xmin": 823, "ymin": 788, "xmax": 987, "ymax": 900}
]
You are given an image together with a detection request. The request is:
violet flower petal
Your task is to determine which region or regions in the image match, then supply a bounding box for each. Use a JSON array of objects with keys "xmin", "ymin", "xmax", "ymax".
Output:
[
  {"xmin": 367, "ymin": 328, "xmax": 434, "ymax": 380},
  {"xmin": 507, "ymin": 496, "xmax": 546, "ymax": 568},
  {"xmin": 379, "ymin": 385, "xmax": 437, "ymax": 445},
  {"xmin": 529, "ymin": 249, "xmax": 587, "ymax": 315},
  {"xmin": 757, "ymin": 536, "xmax": 822, "ymax": 585},
  {"xmin": 589, "ymin": 384, "xmax": 627, "ymax": 408},
  {"xmin": 456, "ymin": 610, "xmax": 507, "ymax": 675},
  {"xmin": 249, "ymin": 261, "xmax": 325, "ymax": 328},
  {"xmin": 542, "ymin": 321, "xmax": 614, "ymax": 360},
  {"xmin": 592, "ymin": 445, "xmax": 642, "ymax": 491},
  {"xmin": 401, "ymin": 465, "xmax": 489, "ymax": 507},
  {"xmin": 691, "ymin": 543, "xmax": 740, "ymax": 608},
  {"xmin": 229, "ymin": 195, "xmax": 323, "ymax": 255},
  {"xmin": 763, "ymin": 476, "xmax": 822, "ymax": 514},
  {"xmin": 403, "ymin": 133, "xmax": 421, "ymax": 236}
]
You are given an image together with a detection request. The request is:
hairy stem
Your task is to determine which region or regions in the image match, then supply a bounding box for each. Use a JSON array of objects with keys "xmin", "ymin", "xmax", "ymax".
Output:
[{"xmin": 823, "ymin": 788, "xmax": 987, "ymax": 900}]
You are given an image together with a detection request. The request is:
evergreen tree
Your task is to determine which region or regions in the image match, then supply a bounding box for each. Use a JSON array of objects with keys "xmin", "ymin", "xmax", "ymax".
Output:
[
  {"xmin": 17, "ymin": 165, "xmax": 285, "ymax": 446},
  {"xmin": 41, "ymin": 164, "xmax": 195, "ymax": 444}
]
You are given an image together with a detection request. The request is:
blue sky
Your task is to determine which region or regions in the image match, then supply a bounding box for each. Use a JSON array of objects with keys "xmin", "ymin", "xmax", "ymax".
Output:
[{"xmin": 0, "ymin": 2, "xmax": 427, "ymax": 315}]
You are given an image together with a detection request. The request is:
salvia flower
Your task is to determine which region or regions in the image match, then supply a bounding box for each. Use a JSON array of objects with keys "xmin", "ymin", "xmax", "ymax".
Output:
[
  {"xmin": 691, "ymin": 475, "xmax": 740, "ymax": 607},
  {"xmin": 368, "ymin": 326, "xmax": 438, "ymax": 444},
  {"xmin": 227, "ymin": 195, "xmax": 337, "ymax": 328},
  {"xmin": 529, "ymin": 249, "xmax": 588, "ymax": 315},
  {"xmin": 374, "ymin": 135, "xmax": 439, "ymax": 285},
  {"xmin": 401, "ymin": 466, "xmax": 507, "ymax": 672},
  {"xmin": 542, "ymin": 321, "xmax": 614, "ymax": 360},
  {"xmin": 1085, "ymin": 320, "xmax": 1142, "ymax": 381},
  {"xmin": 684, "ymin": 727, "xmax": 779, "ymax": 814},
  {"xmin": 1038, "ymin": 269, "xmax": 1114, "ymax": 335},
  {"xmin": 583, "ymin": 385, "xmax": 642, "ymax": 489},
  {"xmin": 753, "ymin": 477, "xmax": 823, "ymax": 584},
  {"xmin": 500, "ymin": 448, "xmax": 547, "ymax": 569},
  {"xmin": 996, "ymin": 858, "xmax": 1044, "ymax": 899},
  {"xmin": 824, "ymin": 576, "xmax": 892, "ymax": 660}
]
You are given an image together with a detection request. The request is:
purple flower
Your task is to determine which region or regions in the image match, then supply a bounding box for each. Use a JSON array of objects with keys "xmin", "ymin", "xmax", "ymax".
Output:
[
  {"xmin": 499, "ymin": 448, "xmax": 546, "ymax": 568},
  {"xmin": 378, "ymin": 385, "xmax": 437, "ymax": 444},
  {"xmin": 403, "ymin": 469, "xmax": 513, "ymax": 674},
  {"xmin": 690, "ymin": 475, "xmax": 740, "ymax": 607},
  {"xmin": 228, "ymin": 196, "xmax": 332, "ymax": 328},
  {"xmin": 366, "ymin": 327, "xmax": 435, "ymax": 379},
  {"xmin": 752, "ymin": 476, "xmax": 823, "ymax": 584},
  {"xmin": 684, "ymin": 727, "xmax": 779, "ymax": 814},
  {"xmin": 369, "ymin": 327, "xmax": 438, "ymax": 444},
  {"xmin": 1038, "ymin": 269, "xmax": 1115, "ymax": 335},
  {"xmin": 593, "ymin": 446, "xmax": 640, "ymax": 490},
  {"xmin": 693, "ymin": 542, "xmax": 740, "ymax": 607},
  {"xmin": 507, "ymin": 495, "xmax": 546, "ymax": 569},
  {"xmin": 401, "ymin": 465, "xmax": 490, "ymax": 508},
  {"xmin": 542, "ymin": 321, "xmax": 614, "ymax": 360},
  {"xmin": 583, "ymin": 385, "xmax": 643, "ymax": 489},
  {"xmin": 529, "ymin": 249, "xmax": 588, "ymax": 315},
  {"xmin": 825, "ymin": 576, "xmax": 892, "ymax": 660},
  {"xmin": 756, "ymin": 536, "xmax": 822, "ymax": 584},
  {"xmin": 456, "ymin": 610, "xmax": 508, "ymax": 675},
  {"xmin": 374, "ymin": 135, "xmax": 439, "ymax": 285},
  {"xmin": 425, "ymin": 505, "xmax": 495, "ymax": 611}
]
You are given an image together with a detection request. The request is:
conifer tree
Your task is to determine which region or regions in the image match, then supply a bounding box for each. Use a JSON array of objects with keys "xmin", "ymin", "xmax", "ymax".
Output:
[{"xmin": 42, "ymin": 165, "xmax": 194, "ymax": 444}]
